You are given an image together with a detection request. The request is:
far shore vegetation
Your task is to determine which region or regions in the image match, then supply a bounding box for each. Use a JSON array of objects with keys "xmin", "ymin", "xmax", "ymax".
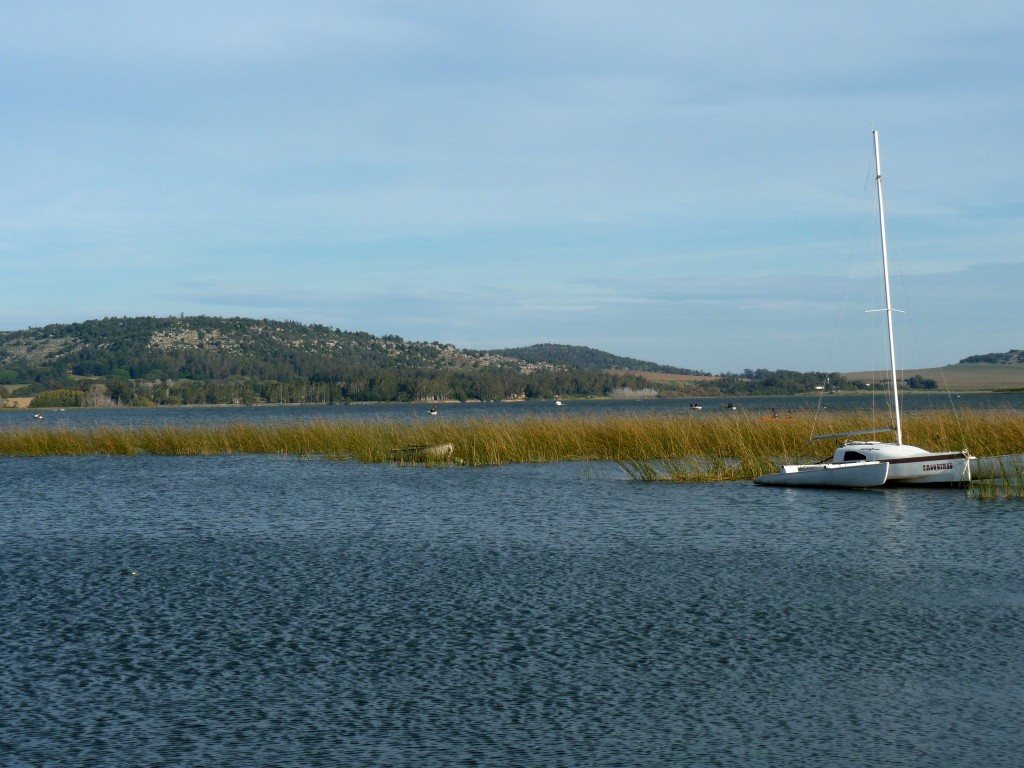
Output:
[
  {"xmin": 3, "ymin": 317, "xmax": 1022, "ymax": 409},
  {"xmin": 2, "ymin": 368, "xmax": 906, "ymax": 409}
]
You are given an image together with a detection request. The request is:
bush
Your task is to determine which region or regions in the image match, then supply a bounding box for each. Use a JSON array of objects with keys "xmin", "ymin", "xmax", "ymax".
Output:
[{"xmin": 28, "ymin": 389, "xmax": 87, "ymax": 408}]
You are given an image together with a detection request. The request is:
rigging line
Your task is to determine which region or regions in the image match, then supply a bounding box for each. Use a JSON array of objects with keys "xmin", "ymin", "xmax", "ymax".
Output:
[
  {"xmin": 868, "ymin": 248, "xmax": 897, "ymax": 432},
  {"xmin": 865, "ymin": 162, "xmax": 896, "ymax": 435},
  {"xmin": 811, "ymin": 155, "xmax": 878, "ymax": 442},
  {"xmin": 878, "ymin": 149, "xmax": 963, "ymax": 439},
  {"xmin": 933, "ymin": 364, "xmax": 970, "ymax": 450},
  {"xmin": 888, "ymin": 237, "xmax": 971, "ymax": 450}
]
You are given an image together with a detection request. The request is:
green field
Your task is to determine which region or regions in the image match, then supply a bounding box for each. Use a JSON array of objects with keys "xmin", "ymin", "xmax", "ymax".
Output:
[{"xmin": 843, "ymin": 363, "xmax": 1024, "ymax": 392}]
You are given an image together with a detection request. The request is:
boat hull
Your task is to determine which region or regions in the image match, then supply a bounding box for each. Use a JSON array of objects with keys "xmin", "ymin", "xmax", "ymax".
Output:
[
  {"xmin": 883, "ymin": 453, "xmax": 972, "ymax": 485},
  {"xmin": 754, "ymin": 461, "xmax": 888, "ymax": 488},
  {"xmin": 969, "ymin": 454, "xmax": 1024, "ymax": 480},
  {"xmin": 829, "ymin": 442, "xmax": 973, "ymax": 486}
]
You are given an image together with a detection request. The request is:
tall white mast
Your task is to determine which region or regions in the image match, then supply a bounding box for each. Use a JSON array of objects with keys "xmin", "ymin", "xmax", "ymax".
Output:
[{"xmin": 873, "ymin": 130, "xmax": 903, "ymax": 445}]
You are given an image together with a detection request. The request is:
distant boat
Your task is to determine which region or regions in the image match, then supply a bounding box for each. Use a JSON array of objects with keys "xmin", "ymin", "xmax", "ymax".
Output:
[
  {"xmin": 555, "ymin": 400, "xmax": 563, "ymax": 406},
  {"xmin": 33, "ymin": 413, "xmax": 43, "ymax": 419},
  {"xmin": 724, "ymin": 403, "xmax": 737, "ymax": 411},
  {"xmin": 756, "ymin": 131, "xmax": 973, "ymax": 488},
  {"xmin": 689, "ymin": 403, "xmax": 703, "ymax": 410}
]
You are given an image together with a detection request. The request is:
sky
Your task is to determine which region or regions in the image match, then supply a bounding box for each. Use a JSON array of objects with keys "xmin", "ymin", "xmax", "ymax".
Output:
[{"xmin": 2, "ymin": 1, "xmax": 1022, "ymax": 374}]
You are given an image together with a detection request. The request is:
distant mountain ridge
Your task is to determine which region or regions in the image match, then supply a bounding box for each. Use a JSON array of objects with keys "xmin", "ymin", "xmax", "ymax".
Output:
[
  {"xmin": 1, "ymin": 316, "xmax": 679, "ymax": 404},
  {"xmin": 0, "ymin": 316, "xmax": 682, "ymax": 382},
  {"xmin": 4, "ymin": 317, "xmax": 1015, "ymax": 403},
  {"xmin": 482, "ymin": 343, "xmax": 710, "ymax": 376}
]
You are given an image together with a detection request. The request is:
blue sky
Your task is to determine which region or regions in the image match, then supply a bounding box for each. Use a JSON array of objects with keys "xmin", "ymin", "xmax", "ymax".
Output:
[{"xmin": 3, "ymin": 1, "xmax": 1022, "ymax": 373}]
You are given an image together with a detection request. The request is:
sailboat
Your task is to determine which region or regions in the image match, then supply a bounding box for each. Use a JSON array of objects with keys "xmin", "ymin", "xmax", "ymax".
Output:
[{"xmin": 755, "ymin": 131, "xmax": 973, "ymax": 488}]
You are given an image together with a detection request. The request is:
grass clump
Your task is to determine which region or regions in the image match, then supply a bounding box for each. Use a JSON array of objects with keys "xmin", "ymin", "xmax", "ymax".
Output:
[{"xmin": 969, "ymin": 454, "xmax": 1024, "ymax": 500}]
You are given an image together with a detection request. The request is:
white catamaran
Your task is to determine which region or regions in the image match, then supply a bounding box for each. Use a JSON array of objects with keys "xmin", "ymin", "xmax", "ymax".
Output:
[{"xmin": 755, "ymin": 131, "xmax": 973, "ymax": 488}]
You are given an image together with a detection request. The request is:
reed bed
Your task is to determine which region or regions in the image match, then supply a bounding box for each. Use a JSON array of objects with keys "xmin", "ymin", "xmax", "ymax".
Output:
[
  {"xmin": 970, "ymin": 463, "xmax": 1024, "ymax": 501},
  {"xmin": 2, "ymin": 410, "xmax": 1022, "ymax": 486}
]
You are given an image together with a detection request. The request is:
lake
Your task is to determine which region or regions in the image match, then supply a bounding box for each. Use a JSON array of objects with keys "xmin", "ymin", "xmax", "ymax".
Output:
[
  {"xmin": 2, "ymin": 398, "xmax": 1023, "ymax": 766},
  {"xmin": 3, "ymin": 390, "xmax": 1024, "ymax": 431}
]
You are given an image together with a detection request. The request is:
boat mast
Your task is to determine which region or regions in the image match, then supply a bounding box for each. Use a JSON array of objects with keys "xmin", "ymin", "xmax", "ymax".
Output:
[{"xmin": 873, "ymin": 130, "xmax": 903, "ymax": 445}]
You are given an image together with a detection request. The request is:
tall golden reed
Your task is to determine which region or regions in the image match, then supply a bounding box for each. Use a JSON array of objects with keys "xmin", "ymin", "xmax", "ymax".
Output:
[{"xmin": 1, "ymin": 410, "xmax": 1021, "ymax": 484}]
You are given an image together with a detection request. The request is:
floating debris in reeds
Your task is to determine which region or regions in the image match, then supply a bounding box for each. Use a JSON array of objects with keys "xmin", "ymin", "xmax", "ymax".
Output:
[{"xmin": 388, "ymin": 443, "xmax": 456, "ymax": 465}]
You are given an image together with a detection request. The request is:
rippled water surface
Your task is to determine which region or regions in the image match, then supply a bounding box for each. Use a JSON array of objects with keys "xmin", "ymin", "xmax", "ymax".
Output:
[{"xmin": 2, "ymin": 455, "xmax": 1023, "ymax": 766}]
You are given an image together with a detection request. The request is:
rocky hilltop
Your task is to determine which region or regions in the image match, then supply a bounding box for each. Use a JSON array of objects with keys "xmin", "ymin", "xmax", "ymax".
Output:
[
  {"xmin": 0, "ymin": 316, "xmax": 564, "ymax": 381},
  {"xmin": 0, "ymin": 316, "xmax": 664, "ymax": 404}
]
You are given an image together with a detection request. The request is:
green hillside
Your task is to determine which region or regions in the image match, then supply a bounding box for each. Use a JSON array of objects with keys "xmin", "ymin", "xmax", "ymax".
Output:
[
  {"xmin": 0, "ymin": 316, "xmax": 654, "ymax": 405},
  {"xmin": 483, "ymin": 343, "xmax": 710, "ymax": 376},
  {"xmin": 0, "ymin": 316, "xmax": 519, "ymax": 381},
  {"xmin": 4, "ymin": 316, "xmax": 1014, "ymax": 407},
  {"xmin": 959, "ymin": 350, "xmax": 1024, "ymax": 365}
]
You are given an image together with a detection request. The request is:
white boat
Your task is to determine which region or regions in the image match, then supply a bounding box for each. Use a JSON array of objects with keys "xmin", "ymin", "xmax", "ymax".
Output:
[
  {"xmin": 756, "ymin": 131, "xmax": 973, "ymax": 489},
  {"xmin": 821, "ymin": 440, "xmax": 971, "ymax": 485},
  {"xmin": 754, "ymin": 460, "xmax": 888, "ymax": 488}
]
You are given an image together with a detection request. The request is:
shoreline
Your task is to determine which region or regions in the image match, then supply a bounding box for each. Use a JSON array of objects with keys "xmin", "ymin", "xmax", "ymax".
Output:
[{"xmin": 5, "ymin": 388, "xmax": 1022, "ymax": 411}]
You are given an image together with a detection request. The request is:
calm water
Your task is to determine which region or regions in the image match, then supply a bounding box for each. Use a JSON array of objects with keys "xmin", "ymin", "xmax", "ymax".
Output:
[
  {"xmin": 3, "ymin": 391, "xmax": 1023, "ymax": 431},
  {"xmin": 2, "ymin": 450, "xmax": 1022, "ymax": 767}
]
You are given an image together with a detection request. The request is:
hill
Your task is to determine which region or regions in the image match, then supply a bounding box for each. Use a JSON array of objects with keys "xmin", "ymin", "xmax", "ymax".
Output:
[
  {"xmin": 0, "ymin": 316, "xmax": 551, "ymax": 381},
  {"xmin": 958, "ymin": 350, "xmax": 1024, "ymax": 365},
  {"xmin": 482, "ymin": 343, "xmax": 710, "ymax": 376},
  {"xmin": 0, "ymin": 316, "xmax": 661, "ymax": 405},
  {"xmin": 5, "ymin": 316, "xmax": 1015, "ymax": 406}
]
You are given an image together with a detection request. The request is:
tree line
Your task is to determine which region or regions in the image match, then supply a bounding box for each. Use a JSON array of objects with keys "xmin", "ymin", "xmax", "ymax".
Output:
[
  {"xmin": 9, "ymin": 367, "xmax": 652, "ymax": 408},
  {"xmin": 3, "ymin": 316, "xmax": 942, "ymax": 408},
  {"xmin": 485, "ymin": 343, "xmax": 710, "ymax": 376}
]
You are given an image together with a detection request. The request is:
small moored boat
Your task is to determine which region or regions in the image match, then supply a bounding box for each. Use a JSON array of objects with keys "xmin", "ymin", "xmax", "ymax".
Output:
[
  {"xmin": 754, "ymin": 460, "xmax": 888, "ymax": 488},
  {"xmin": 756, "ymin": 131, "xmax": 976, "ymax": 489}
]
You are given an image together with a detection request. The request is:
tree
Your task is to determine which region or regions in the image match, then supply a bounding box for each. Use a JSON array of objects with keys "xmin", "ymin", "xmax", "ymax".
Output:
[
  {"xmin": 905, "ymin": 375, "xmax": 938, "ymax": 390},
  {"xmin": 105, "ymin": 377, "xmax": 136, "ymax": 405},
  {"xmin": 30, "ymin": 389, "xmax": 87, "ymax": 408}
]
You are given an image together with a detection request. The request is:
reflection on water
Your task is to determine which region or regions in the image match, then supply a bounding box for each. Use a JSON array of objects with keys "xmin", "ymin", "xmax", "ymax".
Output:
[{"xmin": 2, "ymin": 456, "xmax": 1023, "ymax": 767}]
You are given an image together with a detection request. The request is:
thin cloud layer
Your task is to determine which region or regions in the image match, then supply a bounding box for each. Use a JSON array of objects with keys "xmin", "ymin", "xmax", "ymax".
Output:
[{"xmin": 2, "ymin": 1, "xmax": 1021, "ymax": 371}]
